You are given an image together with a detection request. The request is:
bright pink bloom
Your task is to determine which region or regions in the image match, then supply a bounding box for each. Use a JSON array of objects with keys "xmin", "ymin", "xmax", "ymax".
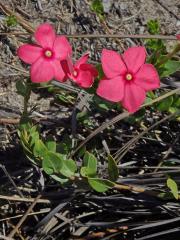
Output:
[
  {"xmin": 97, "ymin": 47, "xmax": 160, "ymax": 113},
  {"xmin": 18, "ymin": 23, "xmax": 72, "ymax": 83},
  {"xmin": 176, "ymin": 34, "xmax": 180, "ymax": 40},
  {"xmin": 62, "ymin": 53, "xmax": 98, "ymax": 88}
]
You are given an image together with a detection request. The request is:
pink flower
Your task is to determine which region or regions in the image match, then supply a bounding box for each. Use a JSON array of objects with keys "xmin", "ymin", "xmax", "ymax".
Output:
[
  {"xmin": 97, "ymin": 47, "xmax": 160, "ymax": 113},
  {"xmin": 176, "ymin": 34, "xmax": 180, "ymax": 40},
  {"xmin": 62, "ymin": 53, "xmax": 98, "ymax": 88},
  {"xmin": 17, "ymin": 23, "xmax": 72, "ymax": 83}
]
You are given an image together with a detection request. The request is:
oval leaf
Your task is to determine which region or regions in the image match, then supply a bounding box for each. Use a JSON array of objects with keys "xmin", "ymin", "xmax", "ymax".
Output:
[
  {"xmin": 108, "ymin": 154, "xmax": 119, "ymax": 181},
  {"xmin": 60, "ymin": 159, "xmax": 77, "ymax": 178},
  {"xmin": 42, "ymin": 152, "xmax": 63, "ymax": 175},
  {"xmin": 88, "ymin": 178, "xmax": 114, "ymax": 192},
  {"xmin": 83, "ymin": 151, "xmax": 97, "ymax": 177},
  {"xmin": 167, "ymin": 177, "xmax": 179, "ymax": 200}
]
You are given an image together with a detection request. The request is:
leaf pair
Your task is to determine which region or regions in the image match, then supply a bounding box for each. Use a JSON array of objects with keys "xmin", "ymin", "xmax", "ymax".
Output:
[
  {"xmin": 80, "ymin": 152, "xmax": 117, "ymax": 192},
  {"xmin": 43, "ymin": 151, "xmax": 77, "ymax": 179}
]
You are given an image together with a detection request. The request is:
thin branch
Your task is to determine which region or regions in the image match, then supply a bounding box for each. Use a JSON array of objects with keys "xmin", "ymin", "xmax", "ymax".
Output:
[
  {"xmin": 8, "ymin": 194, "xmax": 42, "ymax": 238},
  {"xmin": 114, "ymin": 183, "xmax": 145, "ymax": 193},
  {"xmin": 0, "ymin": 209, "xmax": 50, "ymax": 222},
  {"xmin": 0, "ymin": 194, "xmax": 50, "ymax": 204},
  {"xmin": 0, "ymin": 4, "xmax": 177, "ymax": 41},
  {"xmin": 0, "ymin": 31, "xmax": 177, "ymax": 40},
  {"xmin": 114, "ymin": 112, "xmax": 177, "ymax": 162},
  {"xmin": 0, "ymin": 118, "xmax": 20, "ymax": 124},
  {"xmin": 0, "ymin": 236, "xmax": 13, "ymax": 240},
  {"xmin": 72, "ymin": 88, "xmax": 180, "ymax": 156}
]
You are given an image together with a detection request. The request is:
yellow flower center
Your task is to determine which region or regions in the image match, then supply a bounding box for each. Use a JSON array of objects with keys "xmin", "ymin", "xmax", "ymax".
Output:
[
  {"xmin": 125, "ymin": 73, "xmax": 133, "ymax": 81},
  {"xmin": 44, "ymin": 50, "xmax": 53, "ymax": 58}
]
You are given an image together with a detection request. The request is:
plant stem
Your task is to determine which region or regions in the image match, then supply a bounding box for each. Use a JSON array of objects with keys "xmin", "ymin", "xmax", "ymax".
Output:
[
  {"xmin": 157, "ymin": 43, "xmax": 180, "ymax": 67},
  {"xmin": 72, "ymin": 88, "xmax": 180, "ymax": 156},
  {"xmin": 114, "ymin": 183, "xmax": 145, "ymax": 193},
  {"xmin": 0, "ymin": 4, "xmax": 178, "ymax": 40},
  {"xmin": 22, "ymin": 81, "xmax": 31, "ymax": 121}
]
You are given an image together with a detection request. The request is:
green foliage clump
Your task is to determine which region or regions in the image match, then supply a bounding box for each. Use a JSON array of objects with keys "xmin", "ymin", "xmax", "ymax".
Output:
[{"xmin": 6, "ymin": 15, "xmax": 17, "ymax": 27}]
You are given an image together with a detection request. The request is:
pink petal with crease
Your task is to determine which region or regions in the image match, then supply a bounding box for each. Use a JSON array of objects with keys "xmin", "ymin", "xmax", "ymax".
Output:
[
  {"xmin": 80, "ymin": 64, "xmax": 98, "ymax": 77},
  {"xmin": 135, "ymin": 64, "xmax": 160, "ymax": 91},
  {"xmin": 34, "ymin": 23, "xmax": 56, "ymax": 48},
  {"xmin": 75, "ymin": 70, "xmax": 94, "ymax": 88},
  {"xmin": 51, "ymin": 60, "xmax": 65, "ymax": 82},
  {"xmin": 97, "ymin": 76, "xmax": 124, "ymax": 102},
  {"xmin": 122, "ymin": 46, "xmax": 146, "ymax": 74},
  {"xmin": 17, "ymin": 44, "xmax": 42, "ymax": 64},
  {"xmin": 53, "ymin": 36, "xmax": 72, "ymax": 59},
  {"xmin": 121, "ymin": 83, "xmax": 146, "ymax": 113},
  {"xmin": 30, "ymin": 57, "xmax": 54, "ymax": 83},
  {"xmin": 101, "ymin": 49, "xmax": 127, "ymax": 78},
  {"xmin": 75, "ymin": 53, "xmax": 89, "ymax": 68}
]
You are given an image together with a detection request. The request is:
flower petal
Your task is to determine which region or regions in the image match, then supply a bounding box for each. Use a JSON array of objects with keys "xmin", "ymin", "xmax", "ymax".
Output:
[
  {"xmin": 73, "ymin": 70, "xmax": 94, "ymax": 88},
  {"xmin": 51, "ymin": 60, "xmax": 65, "ymax": 82},
  {"xmin": 80, "ymin": 64, "xmax": 98, "ymax": 77},
  {"xmin": 97, "ymin": 76, "xmax": 124, "ymax": 102},
  {"xmin": 121, "ymin": 83, "xmax": 146, "ymax": 113},
  {"xmin": 30, "ymin": 57, "xmax": 54, "ymax": 83},
  {"xmin": 122, "ymin": 46, "xmax": 146, "ymax": 74},
  {"xmin": 75, "ymin": 53, "xmax": 89, "ymax": 68},
  {"xmin": 135, "ymin": 64, "xmax": 160, "ymax": 91},
  {"xmin": 176, "ymin": 34, "xmax": 180, "ymax": 40},
  {"xmin": 101, "ymin": 49, "xmax": 127, "ymax": 78},
  {"xmin": 17, "ymin": 44, "xmax": 42, "ymax": 64},
  {"xmin": 61, "ymin": 55, "xmax": 74, "ymax": 74},
  {"xmin": 34, "ymin": 23, "xmax": 56, "ymax": 48},
  {"xmin": 53, "ymin": 36, "xmax": 72, "ymax": 59}
]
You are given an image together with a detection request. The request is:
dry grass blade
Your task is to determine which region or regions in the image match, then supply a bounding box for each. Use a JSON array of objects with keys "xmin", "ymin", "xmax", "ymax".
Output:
[
  {"xmin": 0, "ymin": 236, "xmax": 13, "ymax": 240},
  {"xmin": 0, "ymin": 32, "xmax": 177, "ymax": 40},
  {"xmin": 0, "ymin": 209, "xmax": 51, "ymax": 222},
  {"xmin": 72, "ymin": 88, "xmax": 180, "ymax": 156},
  {"xmin": 8, "ymin": 194, "xmax": 42, "ymax": 238},
  {"xmin": 0, "ymin": 4, "xmax": 178, "ymax": 43},
  {"xmin": 0, "ymin": 3, "xmax": 34, "ymax": 33},
  {"xmin": 0, "ymin": 195, "xmax": 50, "ymax": 204},
  {"xmin": 114, "ymin": 112, "xmax": 178, "ymax": 161},
  {"xmin": 71, "ymin": 111, "xmax": 130, "ymax": 156}
]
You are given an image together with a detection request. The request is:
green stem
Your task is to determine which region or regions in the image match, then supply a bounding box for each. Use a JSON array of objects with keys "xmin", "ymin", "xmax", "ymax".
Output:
[
  {"xmin": 157, "ymin": 43, "xmax": 180, "ymax": 68},
  {"xmin": 22, "ymin": 81, "xmax": 31, "ymax": 121}
]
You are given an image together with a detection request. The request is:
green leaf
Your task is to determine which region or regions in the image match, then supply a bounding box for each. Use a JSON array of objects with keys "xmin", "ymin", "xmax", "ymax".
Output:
[
  {"xmin": 51, "ymin": 174, "xmax": 69, "ymax": 184},
  {"xmin": 167, "ymin": 177, "xmax": 179, "ymax": 200},
  {"xmin": 6, "ymin": 15, "xmax": 17, "ymax": 27},
  {"xmin": 78, "ymin": 146, "xmax": 86, "ymax": 158},
  {"xmin": 16, "ymin": 80, "xmax": 28, "ymax": 96},
  {"xmin": 88, "ymin": 178, "xmax": 114, "ymax": 192},
  {"xmin": 108, "ymin": 155, "xmax": 119, "ymax": 181},
  {"xmin": 172, "ymin": 95, "xmax": 180, "ymax": 108},
  {"xmin": 147, "ymin": 19, "xmax": 160, "ymax": 34},
  {"xmin": 157, "ymin": 96, "xmax": 173, "ymax": 112},
  {"xmin": 29, "ymin": 131, "xmax": 39, "ymax": 147},
  {"xmin": 42, "ymin": 152, "xmax": 63, "ymax": 175},
  {"xmin": 60, "ymin": 159, "xmax": 77, "ymax": 178},
  {"xmin": 46, "ymin": 140, "xmax": 56, "ymax": 152},
  {"xmin": 96, "ymin": 63, "xmax": 104, "ymax": 80},
  {"xmin": 33, "ymin": 139, "xmax": 48, "ymax": 159},
  {"xmin": 161, "ymin": 60, "xmax": 180, "ymax": 77},
  {"xmin": 91, "ymin": 0, "xmax": 104, "ymax": 19},
  {"xmin": 82, "ymin": 152, "xmax": 97, "ymax": 177},
  {"xmin": 76, "ymin": 111, "xmax": 88, "ymax": 121},
  {"xmin": 146, "ymin": 20, "xmax": 166, "ymax": 56}
]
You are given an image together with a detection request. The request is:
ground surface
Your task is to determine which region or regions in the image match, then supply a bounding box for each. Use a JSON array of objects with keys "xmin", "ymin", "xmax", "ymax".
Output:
[{"xmin": 0, "ymin": 0, "xmax": 180, "ymax": 239}]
